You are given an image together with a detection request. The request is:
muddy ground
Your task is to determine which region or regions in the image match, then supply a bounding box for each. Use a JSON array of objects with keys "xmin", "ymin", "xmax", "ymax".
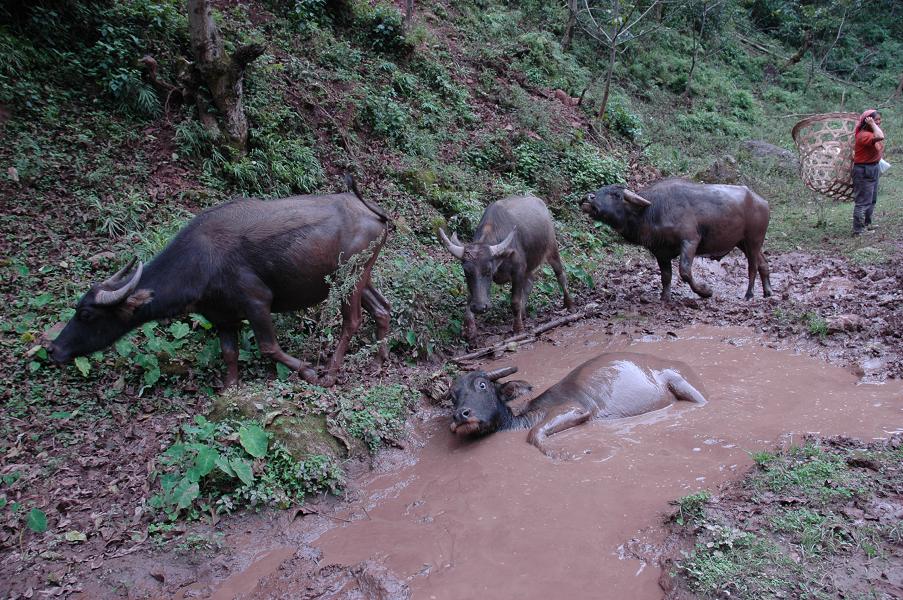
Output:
[{"xmin": 1, "ymin": 246, "xmax": 902, "ymax": 599}]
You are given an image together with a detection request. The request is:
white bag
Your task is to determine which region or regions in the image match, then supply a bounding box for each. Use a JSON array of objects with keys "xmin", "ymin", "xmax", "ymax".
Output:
[{"xmin": 878, "ymin": 159, "xmax": 891, "ymax": 174}]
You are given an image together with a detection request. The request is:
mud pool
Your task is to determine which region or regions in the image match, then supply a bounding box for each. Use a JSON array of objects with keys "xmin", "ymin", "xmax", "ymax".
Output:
[{"xmin": 291, "ymin": 324, "xmax": 901, "ymax": 600}]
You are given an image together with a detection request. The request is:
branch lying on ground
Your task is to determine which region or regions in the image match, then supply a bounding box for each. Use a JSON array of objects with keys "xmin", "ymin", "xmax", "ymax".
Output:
[{"xmin": 452, "ymin": 302, "xmax": 602, "ymax": 364}]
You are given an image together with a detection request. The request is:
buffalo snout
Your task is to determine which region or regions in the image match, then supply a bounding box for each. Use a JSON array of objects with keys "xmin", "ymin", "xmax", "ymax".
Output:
[
  {"xmin": 454, "ymin": 407, "xmax": 473, "ymax": 422},
  {"xmin": 45, "ymin": 343, "xmax": 70, "ymax": 365},
  {"xmin": 469, "ymin": 301, "xmax": 489, "ymax": 314}
]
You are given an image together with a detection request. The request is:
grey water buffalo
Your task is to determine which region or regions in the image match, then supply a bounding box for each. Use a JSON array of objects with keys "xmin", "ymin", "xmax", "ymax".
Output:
[
  {"xmin": 449, "ymin": 354, "xmax": 706, "ymax": 456},
  {"xmin": 439, "ymin": 195, "xmax": 573, "ymax": 339},
  {"xmin": 581, "ymin": 179, "xmax": 773, "ymax": 301},
  {"xmin": 47, "ymin": 176, "xmax": 390, "ymax": 388}
]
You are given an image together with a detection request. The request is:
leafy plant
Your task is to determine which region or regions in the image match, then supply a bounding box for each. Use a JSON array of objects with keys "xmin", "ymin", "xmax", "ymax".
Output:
[{"xmin": 150, "ymin": 415, "xmax": 343, "ymax": 521}]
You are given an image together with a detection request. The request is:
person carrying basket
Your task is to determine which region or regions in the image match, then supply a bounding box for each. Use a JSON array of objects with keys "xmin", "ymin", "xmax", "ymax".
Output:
[{"xmin": 852, "ymin": 109, "xmax": 886, "ymax": 235}]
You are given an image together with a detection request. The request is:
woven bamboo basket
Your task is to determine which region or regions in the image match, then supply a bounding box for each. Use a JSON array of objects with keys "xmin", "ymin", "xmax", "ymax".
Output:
[{"xmin": 791, "ymin": 112, "xmax": 859, "ymax": 202}]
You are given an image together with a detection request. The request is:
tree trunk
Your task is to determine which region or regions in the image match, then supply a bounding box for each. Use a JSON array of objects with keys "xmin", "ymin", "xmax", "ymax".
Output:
[
  {"xmin": 892, "ymin": 71, "xmax": 903, "ymax": 100},
  {"xmin": 684, "ymin": 4, "xmax": 707, "ymax": 99},
  {"xmin": 187, "ymin": 0, "xmax": 263, "ymax": 157},
  {"xmin": 596, "ymin": 38, "xmax": 618, "ymax": 119},
  {"xmin": 561, "ymin": 0, "xmax": 578, "ymax": 51},
  {"xmin": 404, "ymin": 0, "xmax": 414, "ymax": 29},
  {"xmin": 783, "ymin": 31, "xmax": 812, "ymax": 70}
]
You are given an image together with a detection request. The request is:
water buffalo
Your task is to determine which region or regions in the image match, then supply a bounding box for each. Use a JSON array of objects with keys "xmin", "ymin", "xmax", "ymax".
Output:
[
  {"xmin": 438, "ymin": 195, "xmax": 573, "ymax": 339},
  {"xmin": 449, "ymin": 354, "xmax": 706, "ymax": 456},
  {"xmin": 47, "ymin": 176, "xmax": 390, "ymax": 388},
  {"xmin": 581, "ymin": 179, "xmax": 773, "ymax": 301}
]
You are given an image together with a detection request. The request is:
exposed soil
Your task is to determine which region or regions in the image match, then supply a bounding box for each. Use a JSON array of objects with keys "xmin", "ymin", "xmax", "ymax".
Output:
[{"xmin": 2, "ymin": 246, "xmax": 901, "ymax": 599}]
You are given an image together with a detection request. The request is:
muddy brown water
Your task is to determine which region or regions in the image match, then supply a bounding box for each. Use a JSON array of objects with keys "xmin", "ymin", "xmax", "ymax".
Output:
[{"xmin": 217, "ymin": 323, "xmax": 903, "ymax": 599}]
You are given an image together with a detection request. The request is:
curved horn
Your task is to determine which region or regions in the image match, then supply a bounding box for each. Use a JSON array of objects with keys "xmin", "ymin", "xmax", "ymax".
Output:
[
  {"xmin": 438, "ymin": 228, "xmax": 465, "ymax": 259},
  {"xmin": 96, "ymin": 261, "xmax": 144, "ymax": 306},
  {"xmin": 623, "ymin": 189, "xmax": 652, "ymax": 207},
  {"xmin": 488, "ymin": 228, "xmax": 517, "ymax": 258},
  {"xmin": 485, "ymin": 365, "xmax": 518, "ymax": 381},
  {"xmin": 101, "ymin": 257, "xmax": 138, "ymax": 288},
  {"xmin": 450, "ymin": 232, "xmax": 462, "ymax": 247}
]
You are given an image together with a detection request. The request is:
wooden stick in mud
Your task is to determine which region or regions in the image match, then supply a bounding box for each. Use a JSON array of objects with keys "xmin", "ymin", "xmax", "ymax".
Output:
[{"xmin": 452, "ymin": 303, "xmax": 601, "ymax": 364}]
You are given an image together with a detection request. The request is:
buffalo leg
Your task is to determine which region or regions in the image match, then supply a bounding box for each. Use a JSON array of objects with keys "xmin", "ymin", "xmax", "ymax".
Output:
[
  {"xmin": 739, "ymin": 242, "xmax": 758, "ymax": 300},
  {"xmin": 656, "ymin": 255, "xmax": 673, "ymax": 302},
  {"xmin": 244, "ymin": 297, "xmax": 318, "ymax": 384},
  {"xmin": 217, "ymin": 324, "xmax": 240, "ymax": 388},
  {"xmin": 663, "ymin": 370, "xmax": 706, "ymax": 404},
  {"xmin": 678, "ymin": 239, "xmax": 713, "ymax": 298},
  {"xmin": 547, "ymin": 249, "xmax": 574, "ymax": 310},
  {"xmin": 510, "ymin": 276, "xmax": 526, "ymax": 334},
  {"xmin": 463, "ymin": 306, "xmax": 477, "ymax": 340},
  {"xmin": 757, "ymin": 250, "xmax": 773, "ymax": 297},
  {"xmin": 362, "ymin": 285, "xmax": 391, "ymax": 363},
  {"xmin": 526, "ymin": 408, "xmax": 592, "ymax": 457}
]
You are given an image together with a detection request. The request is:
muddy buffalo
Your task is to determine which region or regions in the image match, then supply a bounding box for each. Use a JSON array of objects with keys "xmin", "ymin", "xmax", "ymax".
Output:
[
  {"xmin": 449, "ymin": 354, "xmax": 706, "ymax": 456},
  {"xmin": 47, "ymin": 177, "xmax": 390, "ymax": 388},
  {"xmin": 581, "ymin": 179, "xmax": 773, "ymax": 301},
  {"xmin": 439, "ymin": 195, "xmax": 573, "ymax": 338}
]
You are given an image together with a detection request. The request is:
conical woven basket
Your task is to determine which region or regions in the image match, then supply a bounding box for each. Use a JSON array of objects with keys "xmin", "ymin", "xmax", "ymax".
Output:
[{"xmin": 791, "ymin": 112, "xmax": 859, "ymax": 202}]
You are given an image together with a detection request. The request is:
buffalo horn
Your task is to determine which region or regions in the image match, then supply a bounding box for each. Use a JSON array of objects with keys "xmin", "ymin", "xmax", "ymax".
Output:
[
  {"xmin": 438, "ymin": 228, "xmax": 465, "ymax": 259},
  {"xmin": 450, "ymin": 232, "xmax": 462, "ymax": 247},
  {"xmin": 488, "ymin": 228, "xmax": 517, "ymax": 258},
  {"xmin": 95, "ymin": 260, "xmax": 144, "ymax": 305},
  {"xmin": 485, "ymin": 365, "xmax": 518, "ymax": 381},
  {"xmin": 623, "ymin": 189, "xmax": 652, "ymax": 207}
]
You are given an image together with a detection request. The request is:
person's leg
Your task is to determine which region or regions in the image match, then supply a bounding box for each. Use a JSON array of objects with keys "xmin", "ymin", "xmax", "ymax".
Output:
[
  {"xmin": 851, "ymin": 165, "xmax": 871, "ymax": 235},
  {"xmin": 864, "ymin": 166, "xmax": 880, "ymax": 228}
]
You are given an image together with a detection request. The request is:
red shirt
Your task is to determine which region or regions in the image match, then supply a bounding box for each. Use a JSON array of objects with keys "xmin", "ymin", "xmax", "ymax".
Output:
[{"xmin": 854, "ymin": 130, "xmax": 884, "ymax": 164}]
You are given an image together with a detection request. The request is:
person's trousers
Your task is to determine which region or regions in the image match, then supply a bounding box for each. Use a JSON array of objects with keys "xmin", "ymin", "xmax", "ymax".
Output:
[{"xmin": 852, "ymin": 162, "xmax": 880, "ymax": 232}]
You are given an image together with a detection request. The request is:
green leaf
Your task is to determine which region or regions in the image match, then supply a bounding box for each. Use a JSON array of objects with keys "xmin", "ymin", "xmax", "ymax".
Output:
[
  {"xmin": 275, "ymin": 363, "xmax": 292, "ymax": 381},
  {"xmin": 173, "ymin": 478, "xmax": 200, "ymax": 509},
  {"xmin": 168, "ymin": 321, "xmax": 191, "ymax": 339},
  {"xmin": 160, "ymin": 472, "xmax": 180, "ymax": 493},
  {"xmin": 28, "ymin": 361, "xmax": 41, "ymax": 373},
  {"xmin": 191, "ymin": 313, "xmax": 213, "ymax": 330},
  {"xmin": 230, "ymin": 458, "xmax": 254, "ymax": 486},
  {"xmin": 405, "ymin": 330, "xmax": 417, "ymax": 346},
  {"xmin": 238, "ymin": 424, "xmax": 269, "ymax": 458},
  {"xmin": 162, "ymin": 443, "xmax": 186, "ymax": 461},
  {"xmin": 190, "ymin": 446, "xmax": 218, "ymax": 479},
  {"xmin": 27, "ymin": 508, "xmax": 48, "ymax": 533},
  {"xmin": 216, "ymin": 455, "xmax": 235, "ymax": 477},
  {"xmin": 143, "ymin": 366, "xmax": 161, "ymax": 387},
  {"xmin": 30, "ymin": 292, "xmax": 53, "ymax": 308},
  {"xmin": 73, "ymin": 357, "xmax": 91, "ymax": 377}
]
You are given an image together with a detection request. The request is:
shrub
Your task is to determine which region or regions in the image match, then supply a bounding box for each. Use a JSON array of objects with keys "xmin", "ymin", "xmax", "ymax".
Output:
[
  {"xmin": 150, "ymin": 415, "xmax": 344, "ymax": 521},
  {"xmin": 354, "ymin": 2, "xmax": 412, "ymax": 55},
  {"xmin": 603, "ymin": 97, "xmax": 644, "ymax": 140},
  {"xmin": 563, "ymin": 143, "xmax": 626, "ymax": 192}
]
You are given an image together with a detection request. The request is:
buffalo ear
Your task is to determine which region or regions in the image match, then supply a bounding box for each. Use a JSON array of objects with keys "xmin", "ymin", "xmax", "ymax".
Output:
[
  {"xmin": 116, "ymin": 289, "xmax": 154, "ymax": 319},
  {"xmin": 498, "ymin": 380, "xmax": 532, "ymax": 403}
]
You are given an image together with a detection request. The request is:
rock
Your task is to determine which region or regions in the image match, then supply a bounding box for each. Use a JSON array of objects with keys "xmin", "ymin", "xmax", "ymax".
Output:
[
  {"xmin": 694, "ymin": 155, "xmax": 740, "ymax": 184},
  {"xmin": 825, "ymin": 314, "xmax": 864, "ymax": 334},
  {"xmin": 741, "ymin": 139, "xmax": 797, "ymax": 164}
]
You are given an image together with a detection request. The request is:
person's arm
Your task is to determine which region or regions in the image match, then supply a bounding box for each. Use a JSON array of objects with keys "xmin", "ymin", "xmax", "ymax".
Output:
[{"xmin": 865, "ymin": 116, "xmax": 885, "ymax": 142}]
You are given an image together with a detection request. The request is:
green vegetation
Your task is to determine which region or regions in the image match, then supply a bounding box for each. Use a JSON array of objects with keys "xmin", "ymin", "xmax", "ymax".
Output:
[
  {"xmin": 671, "ymin": 438, "xmax": 903, "ymax": 598},
  {"xmin": 149, "ymin": 415, "xmax": 343, "ymax": 521}
]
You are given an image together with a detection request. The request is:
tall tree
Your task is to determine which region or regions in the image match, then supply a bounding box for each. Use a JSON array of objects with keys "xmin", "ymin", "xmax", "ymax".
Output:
[
  {"xmin": 577, "ymin": 0, "xmax": 665, "ymax": 119},
  {"xmin": 562, "ymin": 0, "xmax": 579, "ymax": 51},
  {"xmin": 187, "ymin": 0, "xmax": 263, "ymax": 157}
]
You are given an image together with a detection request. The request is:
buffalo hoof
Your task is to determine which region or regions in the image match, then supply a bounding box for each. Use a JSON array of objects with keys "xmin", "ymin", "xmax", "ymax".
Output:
[
  {"xmin": 298, "ymin": 365, "xmax": 319, "ymax": 384},
  {"xmin": 318, "ymin": 374, "xmax": 337, "ymax": 387},
  {"xmin": 696, "ymin": 286, "xmax": 713, "ymax": 299}
]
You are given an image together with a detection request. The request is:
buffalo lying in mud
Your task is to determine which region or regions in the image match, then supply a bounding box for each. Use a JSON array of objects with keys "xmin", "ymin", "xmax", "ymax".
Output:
[
  {"xmin": 449, "ymin": 354, "xmax": 706, "ymax": 456},
  {"xmin": 581, "ymin": 179, "xmax": 773, "ymax": 301},
  {"xmin": 47, "ymin": 177, "xmax": 390, "ymax": 388},
  {"xmin": 439, "ymin": 195, "xmax": 574, "ymax": 339}
]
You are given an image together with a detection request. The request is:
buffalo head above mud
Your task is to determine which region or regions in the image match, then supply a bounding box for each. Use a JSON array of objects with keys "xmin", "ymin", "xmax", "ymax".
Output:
[
  {"xmin": 449, "ymin": 366, "xmax": 532, "ymax": 436},
  {"xmin": 449, "ymin": 354, "xmax": 706, "ymax": 457},
  {"xmin": 581, "ymin": 179, "xmax": 773, "ymax": 302}
]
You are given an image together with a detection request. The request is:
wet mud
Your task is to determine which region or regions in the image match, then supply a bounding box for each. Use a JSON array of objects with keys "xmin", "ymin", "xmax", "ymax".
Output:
[{"xmin": 295, "ymin": 324, "xmax": 902, "ymax": 599}]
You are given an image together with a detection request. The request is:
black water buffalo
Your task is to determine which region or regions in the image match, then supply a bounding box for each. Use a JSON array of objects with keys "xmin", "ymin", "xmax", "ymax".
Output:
[
  {"xmin": 47, "ymin": 177, "xmax": 390, "ymax": 388},
  {"xmin": 449, "ymin": 354, "xmax": 706, "ymax": 456},
  {"xmin": 439, "ymin": 195, "xmax": 573, "ymax": 339},
  {"xmin": 581, "ymin": 179, "xmax": 773, "ymax": 301}
]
